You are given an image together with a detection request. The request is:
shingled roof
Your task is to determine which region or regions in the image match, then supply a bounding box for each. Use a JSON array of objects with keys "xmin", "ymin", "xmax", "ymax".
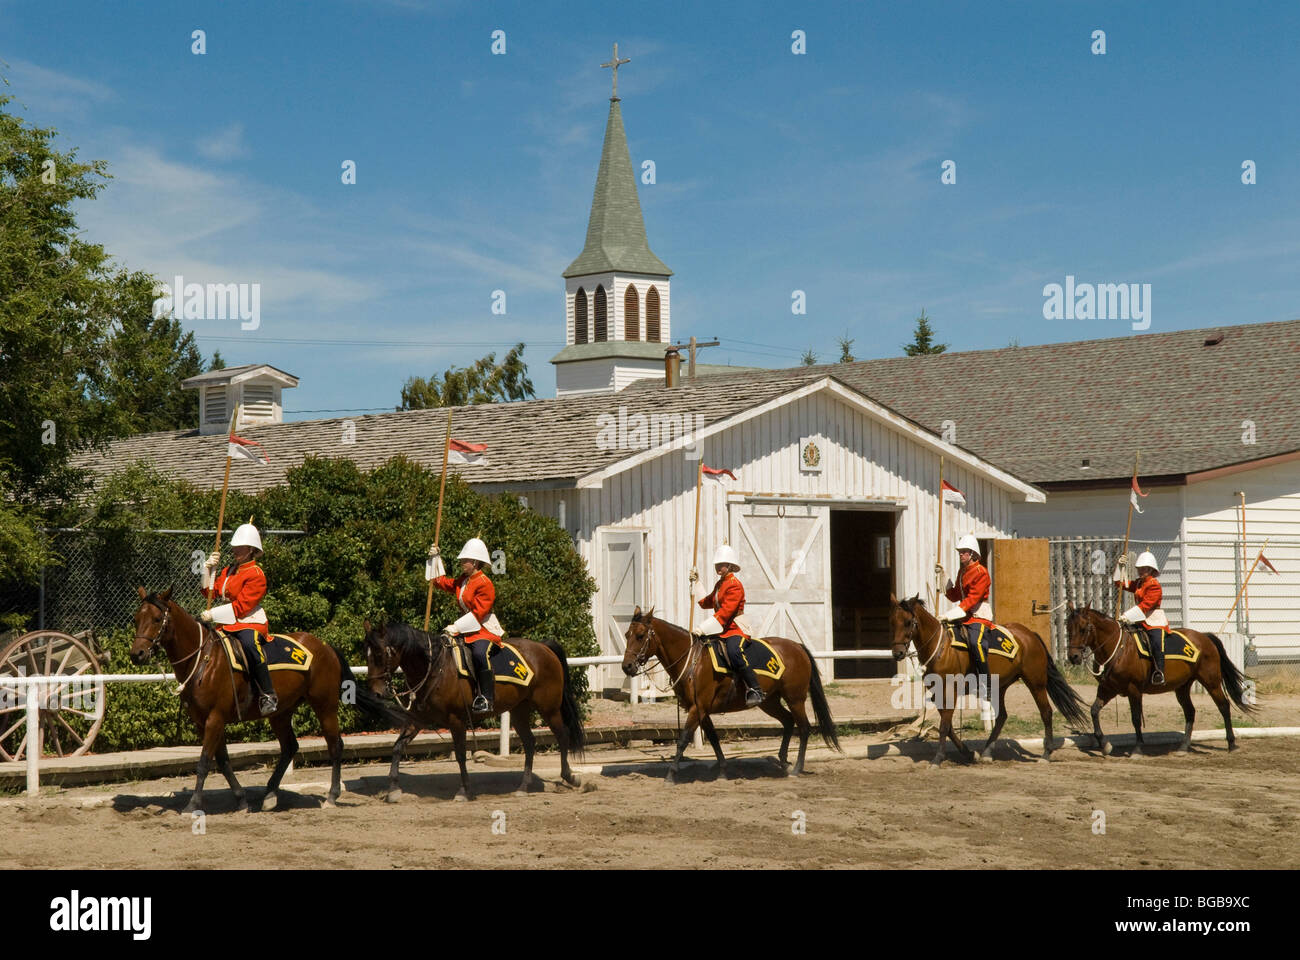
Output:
[
  {"xmin": 74, "ymin": 318, "xmax": 1300, "ymax": 494},
  {"xmin": 72, "ymin": 374, "xmax": 820, "ymax": 495},
  {"xmin": 629, "ymin": 318, "xmax": 1299, "ymax": 485}
]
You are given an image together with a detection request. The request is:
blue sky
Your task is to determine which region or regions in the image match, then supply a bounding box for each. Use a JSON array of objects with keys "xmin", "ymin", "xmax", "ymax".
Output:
[{"xmin": 4, "ymin": 0, "xmax": 1298, "ymax": 418}]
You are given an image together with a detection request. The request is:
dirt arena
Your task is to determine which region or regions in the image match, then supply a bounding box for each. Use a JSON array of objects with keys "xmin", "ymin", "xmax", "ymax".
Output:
[{"xmin": 4, "ymin": 684, "xmax": 1299, "ymax": 869}]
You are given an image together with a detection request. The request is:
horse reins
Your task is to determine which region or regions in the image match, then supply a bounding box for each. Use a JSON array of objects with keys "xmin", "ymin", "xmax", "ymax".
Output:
[{"xmin": 1083, "ymin": 617, "xmax": 1127, "ymax": 678}]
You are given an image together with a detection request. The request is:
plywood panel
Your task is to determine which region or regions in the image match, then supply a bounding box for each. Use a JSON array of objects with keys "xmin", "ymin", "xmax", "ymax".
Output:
[{"xmin": 992, "ymin": 538, "xmax": 1050, "ymax": 637}]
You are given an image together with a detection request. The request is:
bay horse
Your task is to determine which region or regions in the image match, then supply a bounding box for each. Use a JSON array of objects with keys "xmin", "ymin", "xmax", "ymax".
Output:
[
  {"xmin": 362, "ymin": 621, "xmax": 584, "ymax": 802},
  {"xmin": 1065, "ymin": 603, "xmax": 1256, "ymax": 756},
  {"xmin": 889, "ymin": 595, "xmax": 1089, "ymax": 764},
  {"xmin": 130, "ymin": 586, "xmax": 398, "ymax": 813},
  {"xmin": 621, "ymin": 607, "xmax": 841, "ymax": 783}
]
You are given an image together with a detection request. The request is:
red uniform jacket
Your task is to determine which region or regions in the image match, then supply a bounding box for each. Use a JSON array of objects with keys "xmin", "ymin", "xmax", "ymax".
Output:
[
  {"xmin": 201, "ymin": 562, "xmax": 269, "ymax": 637},
  {"xmin": 1116, "ymin": 575, "xmax": 1163, "ymax": 626},
  {"xmin": 434, "ymin": 570, "xmax": 502, "ymax": 644},
  {"xmin": 699, "ymin": 572, "xmax": 746, "ymax": 639},
  {"xmin": 945, "ymin": 561, "xmax": 991, "ymax": 624}
]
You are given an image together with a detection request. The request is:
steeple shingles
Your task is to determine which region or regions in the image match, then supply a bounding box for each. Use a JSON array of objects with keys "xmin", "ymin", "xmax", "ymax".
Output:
[{"xmin": 563, "ymin": 100, "xmax": 672, "ymax": 278}]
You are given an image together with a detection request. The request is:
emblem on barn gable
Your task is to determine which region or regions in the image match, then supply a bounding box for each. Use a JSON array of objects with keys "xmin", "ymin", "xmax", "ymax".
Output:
[{"xmin": 799, "ymin": 436, "xmax": 822, "ymax": 473}]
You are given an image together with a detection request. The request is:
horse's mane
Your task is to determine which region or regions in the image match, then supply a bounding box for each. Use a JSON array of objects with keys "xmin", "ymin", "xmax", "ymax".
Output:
[
  {"xmin": 898, "ymin": 595, "xmax": 928, "ymax": 615},
  {"xmin": 381, "ymin": 622, "xmax": 439, "ymax": 657}
]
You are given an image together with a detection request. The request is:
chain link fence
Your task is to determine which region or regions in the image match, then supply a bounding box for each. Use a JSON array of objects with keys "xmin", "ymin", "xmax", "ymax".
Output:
[
  {"xmin": 8, "ymin": 529, "xmax": 304, "ymax": 636},
  {"xmin": 1049, "ymin": 536, "xmax": 1300, "ymax": 680}
]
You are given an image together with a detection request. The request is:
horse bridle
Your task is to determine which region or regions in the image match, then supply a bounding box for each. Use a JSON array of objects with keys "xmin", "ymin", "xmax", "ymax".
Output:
[
  {"xmin": 1071, "ymin": 613, "xmax": 1126, "ymax": 678},
  {"xmin": 899, "ymin": 610, "xmax": 946, "ymax": 670},
  {"xmin": 627, "ymin": 621, "xmax": 695, "ymax": 688},
  {"xmin": 370, "ymin": 631, "xmax": 443, "ymax": 709},
  {"xmin": 135, "ymin": 597, "xmax": 173, "ymax": 655}
]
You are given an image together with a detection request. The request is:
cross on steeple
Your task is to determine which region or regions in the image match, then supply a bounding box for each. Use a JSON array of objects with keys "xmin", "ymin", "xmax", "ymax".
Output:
[{"xmin": 601, "ymin": 42, "xmax": 631, "ymax": 101}]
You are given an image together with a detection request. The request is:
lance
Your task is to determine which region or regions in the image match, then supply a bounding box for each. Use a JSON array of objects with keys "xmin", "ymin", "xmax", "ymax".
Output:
[
  {"xmin": 687, "ymin": 460, "xmax": 704, "ymax": 633},
  {"xmin": 1115, "ymin": 452, "xmax": 1140, "ymax": 618},
  {"xmin": 206, "ymin": 404, "xmax": 240, "ymax": 611},
  {"xmin": 933, "ymin": 455, "xmax": 945, "ymax": 607},
  {"xmin": 423, "ymin": 409, "xmax": 454, "ymax": 632}
]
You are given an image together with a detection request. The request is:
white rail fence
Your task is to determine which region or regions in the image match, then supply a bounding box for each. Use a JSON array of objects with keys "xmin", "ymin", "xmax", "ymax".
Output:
[{"xmin": 2, "ymin": 650, "xmax": 896, "ymax": 796}]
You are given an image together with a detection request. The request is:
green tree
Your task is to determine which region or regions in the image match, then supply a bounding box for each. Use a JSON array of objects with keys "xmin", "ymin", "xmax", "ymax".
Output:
[
  {"xmin": 99, "ymin": 270, "xmax": 205, "ymax": 433},
  {"xmin": 837, "ymin": 332, "xmax": 856, "ymax": 363},
  {"xmin": 799, "ymin": 348, "xmax": 818, "ymax": 366},
  {"xmin": 401, "ymin": 342, "xmax": 535, "ymax": 409},
  {"xmin": 902, "ymin": 309, "xmax": 948, "ymax": 356}
]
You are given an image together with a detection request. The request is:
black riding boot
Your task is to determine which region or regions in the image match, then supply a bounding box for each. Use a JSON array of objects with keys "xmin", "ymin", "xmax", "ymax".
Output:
[
  {"xmin": 965, "ymin": 627, "xmax": 990, "ymax": 700},
  {"xmin": 468, "ymin": 641, "xmax": 494, "ymax": 715},
  {"xmin": 1147, "ymin": 629, "xmax": 1165, "ymax": 685},
  {"xmin": 727, "ymin": 637, "xmax": 764, "ymax": 706},
  {"xmin": 238, "ymin": 631, "xmax": 277, "ymax": 714}
]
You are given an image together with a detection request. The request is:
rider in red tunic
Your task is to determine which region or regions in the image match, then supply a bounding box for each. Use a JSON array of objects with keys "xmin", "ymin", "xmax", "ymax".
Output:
[
  {"xmin": 431, "ymin": 537, "xmax": 503, "ymax": 715},
  {"xmin": 199, "ymin": 523, "xmax": 278, "ymax": 715},
  {"xmin": 1114, "ymin": 550, "xmax": 1169, "ymax": 684},
  {"xmin": 692, "ymin": 545, "xmax": 764, "ymax": 706},
  {"xmin": 941, "ymin": 534, "xmax": 994, "ymax": 696}
]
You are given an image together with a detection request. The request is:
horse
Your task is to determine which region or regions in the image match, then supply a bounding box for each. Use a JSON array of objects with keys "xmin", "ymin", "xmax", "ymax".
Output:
[
  {"xmin": 362, "ymin": 621, "xmax": 585, "ymax": 802},
  {"xmin": 1064, "ymin": 603, "xmax": 1256, "ymax": 756},
  {"xmin": 129, "ymin": 586, "xmax": 399, "ymax": 813},
  {"xmin": 889, "ymin": 594, "xmax": 1090, "ymax": 764},
  {"xmin": 621, "ymin": 607, "xmax": 841, "ymax": 783}
]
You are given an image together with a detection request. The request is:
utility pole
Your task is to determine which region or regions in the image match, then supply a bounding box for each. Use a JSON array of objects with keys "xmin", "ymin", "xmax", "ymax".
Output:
[{"xmin": 679, "ymin": 336, "xmax": 720, "ymax": 380}]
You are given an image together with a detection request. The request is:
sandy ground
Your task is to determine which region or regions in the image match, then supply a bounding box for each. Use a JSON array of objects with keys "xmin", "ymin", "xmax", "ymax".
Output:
[{"xmin": 4, "ymin": 722, "xmax": 1297, "ymax": 870}]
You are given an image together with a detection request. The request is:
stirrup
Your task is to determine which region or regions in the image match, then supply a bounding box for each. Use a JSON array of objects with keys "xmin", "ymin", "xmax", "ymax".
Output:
[
  {"xmin": 1151, "ymin": 670, "xmax": 1165, "ymax": 685},
  {"xmin": 259, "ymin": 692, "xmax": 279, "ymax": 715},
  {"xmin": 744, "ymin": 687, "xmax": 764, "ymax": 706},
  {"xmin": 471, "ymin": 694, "xmax": 491, "ymax": 715}
]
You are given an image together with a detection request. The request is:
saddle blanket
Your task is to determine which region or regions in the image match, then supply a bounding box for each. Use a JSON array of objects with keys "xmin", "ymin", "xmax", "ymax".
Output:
[
  {"xmin": 452, "ymin": 640, "xmax": 535, "ymax": 686},
  {"xmin": 1132, "ymin": 628, "xmax": 1200, "ymax": 664},
  {"xmin": 219, "ymin": 631, "xmax": 313, "ymax": 673},
  {"xmin": 948, "ymin": 622, "xmax": 1020, "ymax": 661},
  {"xmin": 706, "ymin": 637, "xmax": 785, "ymax": 680}
]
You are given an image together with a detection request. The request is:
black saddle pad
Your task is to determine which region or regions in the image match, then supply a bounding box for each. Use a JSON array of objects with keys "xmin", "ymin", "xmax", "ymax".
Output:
[
  {"xmin": 1132, "ymin": 628, "xmax": 1200, "ymax": 664},
  {"xmin": 706, "ymin": 637, "xmax": 785, "ymax": 679},
  {"xmin": 948, "ymin": 623, "xmax": 1019, "ymax": 660},
  {"xmin": 219, "ymin": 631, "xmax": 313, "ymax": 672},
  {"xmin": 452, "ymin": 640, "xmax": 535, "ymax": 686}
]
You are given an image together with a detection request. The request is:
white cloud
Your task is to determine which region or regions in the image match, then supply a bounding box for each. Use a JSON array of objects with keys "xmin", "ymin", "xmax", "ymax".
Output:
[
  {"xmin": 194, "ymin": 122, "xmax": 250, "ymax": 161},
  {"xmin": 1, "ymin": 58, "xmax": 114, "ymax": 117}
]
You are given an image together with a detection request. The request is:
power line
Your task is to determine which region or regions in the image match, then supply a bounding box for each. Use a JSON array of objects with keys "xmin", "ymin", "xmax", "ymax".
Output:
[{"xmin": 195, "ymin": 335, "xmax": 565, "ymax": 348}]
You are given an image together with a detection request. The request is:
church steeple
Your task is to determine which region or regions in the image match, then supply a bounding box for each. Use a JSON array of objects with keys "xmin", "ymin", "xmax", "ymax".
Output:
[
  {"xmin": 554, "ymin": 44, "xmax": 674, "ymax": 396},
  {"xmin": 562, "ymin": 52, "xmax": 671, "ymax": 279}
]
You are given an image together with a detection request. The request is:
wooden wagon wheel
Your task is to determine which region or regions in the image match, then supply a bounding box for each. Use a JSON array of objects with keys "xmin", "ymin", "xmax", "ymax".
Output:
[{"xmin": 0, "ymin": 630, "xmax": 106, "ymax": 761}]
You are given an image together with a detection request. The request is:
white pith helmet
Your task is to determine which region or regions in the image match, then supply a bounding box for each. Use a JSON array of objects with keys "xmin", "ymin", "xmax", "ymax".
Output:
[
  {"xmin": 230, "ymin": 523, "xmax": 263, "ymax": 552},
  {"xmin": 713, "ymin": 544, "xmax": 741, "ymax": 569},
  {"xmin": 1135, "ymin": 551, "xmax": 1159, "ymax": 573},
  {"xmin": 956, "ymin": 534, "xmax": 981, "ymax": 557},
  {"xmin": 458, "ymin": 538, "xmax": 491, "ymax": 565}
]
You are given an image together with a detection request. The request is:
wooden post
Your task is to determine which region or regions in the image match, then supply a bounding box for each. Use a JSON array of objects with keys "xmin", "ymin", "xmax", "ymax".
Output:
[
  {"xmin": 1220, "ymin": 540, "xmax": 1270, "ymax": 633},
  {"xmin": 423, "ymin": 410, "xmax": 454, "ymax": 632},
  {"xmin": 934, "ymin": 456, "xmax": 945, "ymax": 606},
  {"xmin": 206, "ymin": 405, "xmax": 240, "ymax": 611},
  {"xmin": 687, "ymin": 461, "xmax": 704, "ymax": 632},
  {"xmin": 1115, "ymin": 452, "xmax": 1139, "ymax": 618},
  {"xmin": 1238, "ymin": 491, "xmax": 1250, "ymax": 630}
]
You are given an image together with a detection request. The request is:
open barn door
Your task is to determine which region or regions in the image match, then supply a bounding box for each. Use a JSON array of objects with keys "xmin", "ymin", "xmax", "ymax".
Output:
[{"xmin": 729, "ymin": 501, "xmax": 831, "ymax": 670}]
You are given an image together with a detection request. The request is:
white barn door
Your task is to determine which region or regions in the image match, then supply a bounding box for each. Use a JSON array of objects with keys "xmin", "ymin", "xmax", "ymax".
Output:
[
  {"xmin": 729, "ymin": 501, "xmax": 831, "ymax": 666},
  {"xmin": 599, "ymin": 528, "xmax": 660, "ymax": 695}
]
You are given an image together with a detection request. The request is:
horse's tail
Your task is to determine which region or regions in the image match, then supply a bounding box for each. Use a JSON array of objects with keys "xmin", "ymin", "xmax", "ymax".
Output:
[
  {"xmin": 800, "ymin": 642, "xmax": 842, "ymax": 752},
  {"xmin": 1206, "ymin": 633, "xmax": 1258, "ymax": 716},
  {"xmin": 542, "ymin": 639, "xmax": 586, "ymax": 759},
  {"xmin": 1034, "ymin": 630, "xmax": 1090, "ymax": 728},
  {"xmin": 329, "ymin": 644, "xmax": 413, "ymax": 729}
]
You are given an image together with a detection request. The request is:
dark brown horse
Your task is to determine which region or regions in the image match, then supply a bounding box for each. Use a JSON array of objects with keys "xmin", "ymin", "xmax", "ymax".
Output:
[
  {"xmin": 889, "ymin": 595, "xmax": 1089, "ymax": 764},
  {"xmin": 130, "ymin": 587, "xmax": 391, "ymax": 813},
  {"xmin": 621, "ymin": 607, "xmax": 841, "ymax": 783},
  {"xmin": 362, "ymin": 621, "xmax": 584, "ymax": 802},
  {"xmin": 1065, "ymin": 604, "xmax": 1256, "ymax": 756}
]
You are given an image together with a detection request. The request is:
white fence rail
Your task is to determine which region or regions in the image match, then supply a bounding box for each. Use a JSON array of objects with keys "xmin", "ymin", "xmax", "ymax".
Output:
[{"xmin": 1, "ymin": 650, "xmax": 896, "ymax": 796}]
